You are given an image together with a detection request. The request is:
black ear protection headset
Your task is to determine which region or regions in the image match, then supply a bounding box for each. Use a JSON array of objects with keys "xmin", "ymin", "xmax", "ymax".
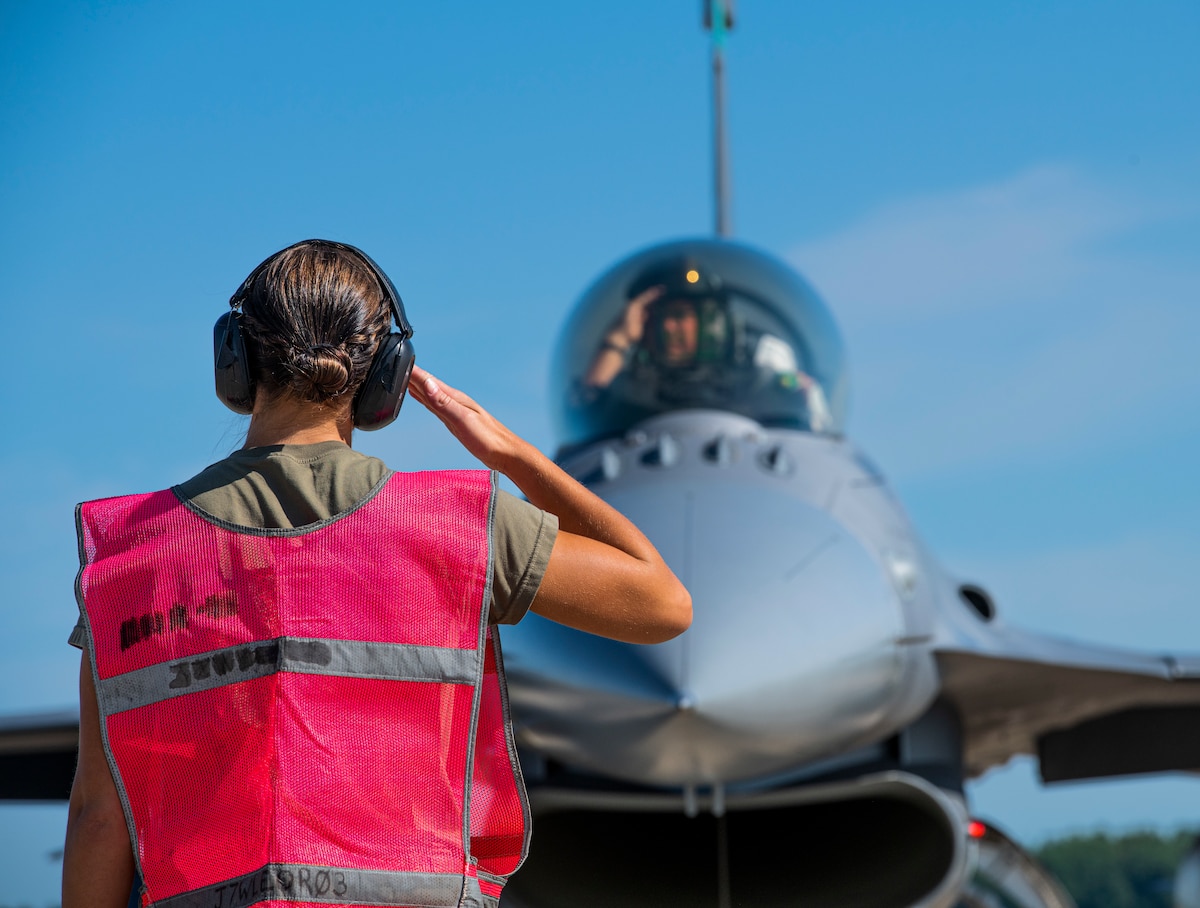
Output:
[{"xmin": 213, "ymin": 239, "xmax": 416, "ymax": 431}]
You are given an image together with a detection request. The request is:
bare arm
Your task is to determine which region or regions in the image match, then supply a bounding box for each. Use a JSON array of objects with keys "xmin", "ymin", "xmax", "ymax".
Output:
[
  {"xmin": 63, "ymin": 650, "xmax": 136, "ymax": 908},
  {"xmin": 409, "ymin": 366, "xmax": 691, "ymax": 643}
]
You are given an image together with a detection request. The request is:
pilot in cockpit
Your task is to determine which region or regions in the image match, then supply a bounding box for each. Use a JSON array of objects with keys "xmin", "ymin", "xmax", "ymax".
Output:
[{"xmin": 581, "ymin": 259, "xmax": 832, "ymax": 433}]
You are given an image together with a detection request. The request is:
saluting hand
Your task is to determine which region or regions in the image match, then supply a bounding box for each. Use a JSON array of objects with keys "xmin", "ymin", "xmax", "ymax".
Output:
[
  {"xmin": 409, "ymin": 365, "xmax": 528, "ymax": 473},
  {"xmin": 613, "ymin": 284, "xmax": 662, "ymax": 347},
  {"xmin": 410, "ymin": 366, "xmax": 691, "ymax": 644}
]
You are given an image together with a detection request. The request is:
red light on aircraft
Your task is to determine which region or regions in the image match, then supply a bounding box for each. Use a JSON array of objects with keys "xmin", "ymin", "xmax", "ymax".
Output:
[{"xmin": 967, "ymin": 820, "xmax": 987, "ymax": 839}]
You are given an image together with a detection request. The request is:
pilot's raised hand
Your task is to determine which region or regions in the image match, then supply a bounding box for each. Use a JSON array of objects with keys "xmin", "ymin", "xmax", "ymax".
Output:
[
  {"xmin": 609, "ymin": 284, "xmax": 663, "ymax": 349},
  {"xmin": 583, "ymin": 285, "xmax": 665, "ymax": 388}
]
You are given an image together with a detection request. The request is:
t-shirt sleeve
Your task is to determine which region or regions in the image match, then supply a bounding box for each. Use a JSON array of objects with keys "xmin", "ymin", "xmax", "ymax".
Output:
[
  {"xmin": 490, "ymin": 489, "xmax": 558, "ymax": 625},
  {"xmin": 68, "ymin": 615, "xmax": 85, "ymax": 649}
]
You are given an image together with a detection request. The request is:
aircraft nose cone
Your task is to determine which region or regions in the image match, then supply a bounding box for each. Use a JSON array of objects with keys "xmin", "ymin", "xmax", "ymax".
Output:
[
  {"xmin": 623, "ymin": 485, "xmax": 906, "ymax": 783},
  {"xmin": 504, "ymin": 476, "xmax": 911, "ymax": 787}
]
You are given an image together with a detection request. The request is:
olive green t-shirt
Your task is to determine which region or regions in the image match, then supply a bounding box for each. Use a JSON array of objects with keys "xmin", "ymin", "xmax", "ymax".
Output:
[{"xmin": 69, "ymin": 441, "xmax": 557, "ymax": 647}]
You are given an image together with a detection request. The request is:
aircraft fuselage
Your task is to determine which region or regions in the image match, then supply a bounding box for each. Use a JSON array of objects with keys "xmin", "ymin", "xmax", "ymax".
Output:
[{"xmin": 502, "ymin": 409, "xmax": 943, "ymax": 790}]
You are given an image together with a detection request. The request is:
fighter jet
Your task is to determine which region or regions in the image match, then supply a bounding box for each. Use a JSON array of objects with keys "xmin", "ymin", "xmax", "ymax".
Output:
[
  {"xmin": 494, "ymin": 235, "xmax": 1200, "ymax": 908},
  {"xmin": 489, "ymin": 6, "xmax": 1200, "ymax": 904}
]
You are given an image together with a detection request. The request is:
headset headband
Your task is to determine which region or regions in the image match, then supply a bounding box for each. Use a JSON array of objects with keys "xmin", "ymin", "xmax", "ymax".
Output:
[
  {"xmin": 229, "ymin": 239, "xmax": 413, "ymax": 340},
  {"xmin": 215, "ymin": 239, "xmax": 416, "ymax": 430}
]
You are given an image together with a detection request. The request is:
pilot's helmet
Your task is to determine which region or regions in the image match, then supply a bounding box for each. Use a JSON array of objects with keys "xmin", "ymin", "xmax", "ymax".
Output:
[{"xmin": 628, "ymin": 259, "xmax": 731, "ymax": 369}]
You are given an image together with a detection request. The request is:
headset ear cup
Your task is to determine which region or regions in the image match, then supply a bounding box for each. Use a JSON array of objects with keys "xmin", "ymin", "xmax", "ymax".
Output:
[
  {"xmin": 353, "ymin": 334, "xmax": 415, "ymax": 431},
  {"xmin": 213, "ymin": 311, "xmax": 256, "ymax": 414}
]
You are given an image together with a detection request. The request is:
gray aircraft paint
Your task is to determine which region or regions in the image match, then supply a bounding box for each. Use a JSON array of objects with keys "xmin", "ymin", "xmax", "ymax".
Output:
[{"xmin": 494, "ymin": 237, "xmax": 1199, "ymax": 908}]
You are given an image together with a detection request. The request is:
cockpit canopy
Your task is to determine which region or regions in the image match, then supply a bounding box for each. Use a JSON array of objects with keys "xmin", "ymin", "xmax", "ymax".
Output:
[{"xmin": 551, "ymin": 238, "xmax": 849, "ymax": 450}]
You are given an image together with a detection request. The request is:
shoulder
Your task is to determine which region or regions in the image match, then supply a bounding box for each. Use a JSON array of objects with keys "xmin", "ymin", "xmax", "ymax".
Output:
[
  {"xmin": 175, "ymin": 442, "xmax": 389, "ymax": 529},
  {"xmin": 489, "ymin": 490, "xmax": 558, "ymax": 625}
]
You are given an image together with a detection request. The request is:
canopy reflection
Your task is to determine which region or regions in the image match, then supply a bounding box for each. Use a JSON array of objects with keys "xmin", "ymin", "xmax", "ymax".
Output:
[{"xmin": 551, "ymin": 239, "xmax": 848, "ymax": 451}]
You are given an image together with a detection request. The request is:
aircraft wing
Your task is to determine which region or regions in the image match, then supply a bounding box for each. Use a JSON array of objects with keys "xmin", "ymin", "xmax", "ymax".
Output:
[
  {"xmin": 0, "ymin": 709, "xmax": 79, "ymax": 800},
  {"xmin": 4, "ymin": 636, "xmax": 1198, "ymax": 798},
  {"xmin": 933, "ymin": 624, "xmax": 1200, "ymax": 782}
]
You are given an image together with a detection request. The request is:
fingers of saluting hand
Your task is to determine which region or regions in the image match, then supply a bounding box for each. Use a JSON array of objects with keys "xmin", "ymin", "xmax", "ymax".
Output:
[
  {"xmin": 631, "ymin": 285, "xmax": 666, "ymax": 307},
  {"xmin": 409, "ymin": 365, "xmax": 516, "ymax": 469},
  {"xmin": 411, "ymin": 365, "xmax": 459, "ymax": 411},
  {"xmin": 411, "ymin": 365, "xmax": 488, "ymax": 419},
  {"xmin": 620, "ymin": 286, "xmax": 662, "ymax": 341},
  {"xmin": 629, "ymin": 284, "xmax": 663, "ymax": 317}
]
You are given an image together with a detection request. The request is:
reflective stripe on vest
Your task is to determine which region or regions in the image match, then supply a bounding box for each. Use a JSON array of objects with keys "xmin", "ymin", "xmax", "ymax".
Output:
[
  {"xmin": 97, "ymin": 637, "xmax": 479, "ymax": 713},
  {"xmin": 151, "ymin": 865, "xmax": 495, "ymax": 908},
  {"xmin": 77, "ymin": 471, "xmax": 529, "ymax": 908}
]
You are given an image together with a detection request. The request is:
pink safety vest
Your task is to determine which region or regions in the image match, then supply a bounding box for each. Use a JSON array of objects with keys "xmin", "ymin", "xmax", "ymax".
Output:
[{"xmin": 76, "ymin": 470, "xmax": 530, "ymax": 908}]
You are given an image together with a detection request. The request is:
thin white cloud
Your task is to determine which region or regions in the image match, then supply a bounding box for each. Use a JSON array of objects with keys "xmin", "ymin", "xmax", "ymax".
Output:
[
  {"xmin": 791, "ymin": 165, "xmax": 1155, "ymax": 323},
  {"xmin": 788, "ymin": 165, "xmax": 1200, "ymax": 478},
  {"xmin": 861, "ymin": 298, "xmax": 1200, "ymax": 477}
]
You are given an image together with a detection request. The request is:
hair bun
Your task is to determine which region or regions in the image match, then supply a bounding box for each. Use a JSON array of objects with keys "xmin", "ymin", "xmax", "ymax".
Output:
[{"xmin": 291, "ymin": 342, "xmax": 353, "ymax": 400}]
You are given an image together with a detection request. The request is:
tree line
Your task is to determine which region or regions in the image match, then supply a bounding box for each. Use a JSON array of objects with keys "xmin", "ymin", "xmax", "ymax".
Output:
[{"xmin": 1036, "ymin": 829, "xmax": 1198, "ymax": 908}]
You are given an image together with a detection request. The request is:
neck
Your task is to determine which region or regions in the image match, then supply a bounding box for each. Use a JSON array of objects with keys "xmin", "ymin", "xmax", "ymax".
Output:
[{"xmin": 244, "ymin": 391, "xmax": 354, "ymax": 448}]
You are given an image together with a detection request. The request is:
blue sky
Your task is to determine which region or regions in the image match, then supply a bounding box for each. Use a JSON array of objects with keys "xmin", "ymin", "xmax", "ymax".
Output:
[{"xmin": 2, "ymin": 1, "xmax": 1198, "ymax": 901}]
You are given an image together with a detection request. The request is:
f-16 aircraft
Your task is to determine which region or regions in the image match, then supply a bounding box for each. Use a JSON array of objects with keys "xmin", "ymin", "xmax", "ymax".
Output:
[
  {"xmin": 3, "ymin": 5, "xmax": 1198, "ymax": 908},
  {"xmin": 496, "ymin": 235, "xmax": 1200, "ymax": 908},
  {"xmin": 489, "ymin": 5, "xmax": 1200, "ymax": 907}
]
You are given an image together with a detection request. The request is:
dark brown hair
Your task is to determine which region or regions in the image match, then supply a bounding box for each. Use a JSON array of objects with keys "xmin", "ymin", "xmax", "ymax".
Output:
[{"xmin": 239, "ymin": 241, "xmax": 391, "ymax": 405}]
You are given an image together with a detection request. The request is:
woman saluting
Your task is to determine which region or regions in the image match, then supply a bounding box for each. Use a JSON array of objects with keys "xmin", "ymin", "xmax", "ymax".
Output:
[{"xmin": 63, "ymin": 239, "xmax": 690, "ymax": 908}]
